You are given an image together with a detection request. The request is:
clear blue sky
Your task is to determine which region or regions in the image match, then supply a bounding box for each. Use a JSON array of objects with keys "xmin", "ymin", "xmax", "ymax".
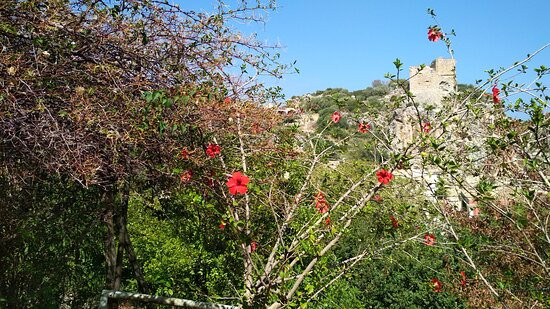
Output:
[{"xmin": 185, "ymin": 1, "xmax": 550, "ymax": 99}]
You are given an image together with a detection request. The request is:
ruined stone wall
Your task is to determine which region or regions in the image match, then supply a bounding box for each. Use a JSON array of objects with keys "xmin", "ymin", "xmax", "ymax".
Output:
[
  {"xmin": 393, "ymin": 58, "xmax": 478, "ymax": 209},
  {"xmin": 409, "ymin": 58, "xmax": 456, "ymax": 106},
  {"xmin": 391, "ymin": 58, "xmax": 457, "ymax": 149}
]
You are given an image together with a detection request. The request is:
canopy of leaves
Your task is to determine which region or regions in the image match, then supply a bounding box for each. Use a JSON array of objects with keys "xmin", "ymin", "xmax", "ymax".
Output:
[{"xmin": 0, "ymin": 0, "xmax": 284, "ymax": 187}]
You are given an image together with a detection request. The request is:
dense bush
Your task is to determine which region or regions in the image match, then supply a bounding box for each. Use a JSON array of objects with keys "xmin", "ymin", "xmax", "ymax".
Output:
[{"xmin": 0, "ymin": 177, "xmax": 105, "ymax": 307}]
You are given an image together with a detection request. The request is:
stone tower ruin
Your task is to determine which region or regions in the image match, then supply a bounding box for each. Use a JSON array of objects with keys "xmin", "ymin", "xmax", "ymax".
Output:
[
  {"xmin": 398, "ymin": 58, "xmax": 483, "ymax": 211},
  {"xmin": 392, "ymin": 58, "xmax": 456, "ymax": 147},
  {"xmin": 409, "ymin": 58, "xmax": 456, "ymax": 105}
]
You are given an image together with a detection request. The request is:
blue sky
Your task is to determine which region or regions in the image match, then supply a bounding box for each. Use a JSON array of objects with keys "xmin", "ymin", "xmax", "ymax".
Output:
[{"xmin": 185, "ymin": 1, "xmax": 550, "ymax": 99}]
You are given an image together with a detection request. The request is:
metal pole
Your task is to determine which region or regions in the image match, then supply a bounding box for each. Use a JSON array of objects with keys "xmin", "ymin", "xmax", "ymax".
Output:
[{"xmin": 98, "ymin": 290, "xmax": 239, "ymax": 309}]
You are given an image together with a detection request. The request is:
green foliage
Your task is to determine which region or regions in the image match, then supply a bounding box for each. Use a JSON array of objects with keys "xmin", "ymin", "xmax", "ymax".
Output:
[
  {"xmin": 294, "ymin": 174, "xmax": 468, "ymax": 308},
  {"xmin": 298, "ymin": 85, "xmax": 388, "ymax": 116},
  {"xmin": 125, "ymin": 191, "xmax": 242, "ymax": 301},
  {"xmin": 0, "ymin": 177, "xmax": 105, "ymax": 308},
  {"xmin": 341, "ymin": 247, "xmax": 466, "ymax": 309},
  {"xmin": 311, "ymin": 279, "xmax": 364, "ymax": 309}
]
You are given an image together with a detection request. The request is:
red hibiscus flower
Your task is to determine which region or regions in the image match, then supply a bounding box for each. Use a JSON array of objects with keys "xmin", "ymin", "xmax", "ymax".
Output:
[
  {"xmin": 315, "ymin": 192, "xmax": 330, "ymax": 214},
  {"xmin": 180, "ymin": 170, "xmax": 192, "ymax": 183},
  {"xmin": 226, "ymin": 171, "xmax": 250, "ymax": 195},
  {"xmin": 325, "ymin": 216, "xmax": 331, "ymax": 226},
  {"xmin": 224, "ymin": 97, "xmax": 231, "ymax": 104},
  {"xmin": 373, "ymin": 194, "xmax": 382, "ymax": 203},
  {"xmin": 422, "ymin": 122, "xmax": 432, "ymax": 133},
  {"xmin": 390, "ymin": 215, "xmax": 399, "ymax": 228},
  {"xmin": 331, "ymin": 111, "xmax": 341, "ymax": 123},
  {"xmin": 180, "ymin": 148, "xmax": 190, "ymax": 159},
  {"xmin": 424, "ymin": 233, "xmax": 436, "ymax": 246},
  {"xmin": 358, "ymin": 122, "xmax": 371, "ymax": 133},
  {"xmin": 219, "ymin": 221, "xmax": 226, "ymax": 230},
  {"xmin": 431, "ymin": 278, "xmax": 443, "ymax": 292},
  {"xmin": 250, "ymin": 241, "xmax": 258, "ymax": 253},
  {"xmin": 460, "ymin": 271, "xmax": 467, "ymax": 287},
  {"xmin": 376, "ymin": 169, "xmax": 393, "ymax": 185},
  {"xmin": 206, "ymin": 144, "xmax": 221, "ymax": 158},
  {"xmin": 428, "ymin": 27, "xmax": 443, "ymax": 42},
  {"xmin": 492, "ymin": 86, "xmax": 500, "ymax": 104}
]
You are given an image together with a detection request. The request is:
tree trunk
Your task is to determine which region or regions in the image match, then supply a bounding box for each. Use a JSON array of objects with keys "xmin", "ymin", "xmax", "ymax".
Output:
[
  {"xmin": 124, "ymin": 228, "xmax": 147, "ymax": 293},
  {"xmin": 104, "ymin": 183, "xmax": 148, "ymax": 295},
  {"xmin": 103, "ymin": 191, "xmax": 117, "ymax": 290},
  {"xmin": 113, "ymin": 210, "xmax": 125, "ymax": 290},
  {"xmin": 119, "ymin": 184, "xmax": 148, "ymax": 293}
]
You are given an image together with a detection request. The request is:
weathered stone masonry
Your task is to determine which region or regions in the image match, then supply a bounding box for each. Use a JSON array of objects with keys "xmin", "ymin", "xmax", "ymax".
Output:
[{"xmin": 409, "ymin": 58, "xmax": 456, "ymax": 106}]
